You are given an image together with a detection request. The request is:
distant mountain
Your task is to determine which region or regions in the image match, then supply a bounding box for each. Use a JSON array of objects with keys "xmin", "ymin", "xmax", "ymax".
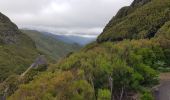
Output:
[
  {"xmin": 42, "ymin": 32, "xmax": 96, "ymax": 46},
  {"xmin": 22, "ymin": 30, "xmax": 81, "ymax": 60}
]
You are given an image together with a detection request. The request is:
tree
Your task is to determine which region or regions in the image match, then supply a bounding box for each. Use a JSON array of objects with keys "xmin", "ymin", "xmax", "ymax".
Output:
[{"xmin": 111, "ymin": 59, "xmax": 134, "ymax": 100}]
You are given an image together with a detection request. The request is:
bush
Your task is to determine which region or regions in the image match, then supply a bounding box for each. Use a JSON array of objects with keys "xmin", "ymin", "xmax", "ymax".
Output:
[{"xmin": 141, "ymin": 91, "xmax": 154, "ymax": 100}]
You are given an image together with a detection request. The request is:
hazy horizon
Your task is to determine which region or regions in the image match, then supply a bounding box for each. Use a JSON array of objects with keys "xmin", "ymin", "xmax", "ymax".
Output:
[{"xmin": 0, "ymin": 0, "xmax": 133, "ymax": 38}]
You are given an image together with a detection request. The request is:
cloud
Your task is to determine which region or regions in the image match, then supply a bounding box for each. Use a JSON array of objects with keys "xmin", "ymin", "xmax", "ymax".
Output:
[{"xmin": 0, "ymin": 0, "xmax": 133, "ymax": 37}]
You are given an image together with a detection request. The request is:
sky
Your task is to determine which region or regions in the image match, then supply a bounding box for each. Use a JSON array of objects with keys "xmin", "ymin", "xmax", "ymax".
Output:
[{"xmin": 0, "ymin": 0, "xmax": 133, "ymax": 38}]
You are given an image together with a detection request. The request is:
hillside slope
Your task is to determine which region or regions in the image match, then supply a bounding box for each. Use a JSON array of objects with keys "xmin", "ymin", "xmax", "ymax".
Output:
[
  {"xmin": 97, "ymin": 0, "xmax": 170, "ymax": 42},
  {"xmin": 9, "ymin": 0, "xmax": 170, "ymax": 100},
  {"xmin": 0, "ymin": 12, "xmax": 39, "ymax": 82},
  {"xmin": 22, "ymin": 30, "xmax": 81, "ymax": 60}
]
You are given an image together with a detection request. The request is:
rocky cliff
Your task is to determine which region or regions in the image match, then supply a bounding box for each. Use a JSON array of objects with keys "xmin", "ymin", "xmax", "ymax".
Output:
[{"xmin": 0, "ymin": 12, "xmax": 21, "ymax": 44}]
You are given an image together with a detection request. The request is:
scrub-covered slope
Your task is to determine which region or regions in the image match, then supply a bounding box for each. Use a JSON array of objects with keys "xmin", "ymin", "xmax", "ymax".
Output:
[
  {"xmin": 97, "ymin": 0, "xmax": 170, "ymax": 42},
  {"xmin": 0, "ymin": 12, "xmax": 39, "ymax": 82}
]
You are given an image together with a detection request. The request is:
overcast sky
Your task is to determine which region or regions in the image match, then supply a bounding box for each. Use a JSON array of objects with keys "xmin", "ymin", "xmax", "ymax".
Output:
[{"xmin": 0, "ymin": 0, "xmax": 133, "ymax": 37}]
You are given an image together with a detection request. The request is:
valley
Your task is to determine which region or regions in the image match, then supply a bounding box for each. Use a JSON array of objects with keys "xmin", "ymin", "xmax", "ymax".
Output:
[
  {"xmin": 22, "ymin": 30, "xmax": 81, "ymax": 60},
  {"xmin": 0, "ymin": 0, "xmax": 170, "ymax": 100}
]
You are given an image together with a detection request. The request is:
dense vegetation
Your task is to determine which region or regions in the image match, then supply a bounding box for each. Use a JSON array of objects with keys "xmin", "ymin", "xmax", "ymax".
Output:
[
  {"xmin": 10, "ymin": 36, "xmax": 169, "ymax": 99},
  {"xmin": 97, "ymin": 0, "xmax": 170, "ymax": 42},
  {"xmin": 1, "ymin": 0, "xmax": 170, "ymax": 100},
  {"xmin": 22, "ymin": 30, "xmax": 81, "ymax": 60}
]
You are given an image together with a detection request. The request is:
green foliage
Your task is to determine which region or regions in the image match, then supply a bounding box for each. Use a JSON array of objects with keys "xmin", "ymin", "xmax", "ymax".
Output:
[
  {"xmin": 67, "ymin": 80, "xmax": 95, "ymax": 100},
  {"xmin": 0, "ymin": 74, "xmax": 19, "ymax": 96},
  {"xmin": 22, "ymin": 65, "xmax": 47, "ymax": 83},
  {"xmin": 111, "ymin": 60, "xmax": 136, "ymax": 99},
  {"xmin": 111, "ymin": 60, "xmax": 134, "ymax": 89},
  {"xmin": 56, "ymin": 38, "xmax": 165, "ymax": 99},
  {"xmin": 156, "ymin": 21, "xmax": 170, "ymax": 39},
  {"xmin": 141, "ymin": 91, "xmax": 154, "ymax": 100},
  {"xmin": 0, "ymin": 64, "xmax": 48, "ymax": 97},
  {"xmin": 58, "ymin": 46, "xmax": 112, "ymax": 90},
  {"xmin": 9, "ymin": 71, "xmax": 95, "ymax": 100},
  {"xmin": 97, "ymin": 89, "xmax": 111, "ymax": 100}
]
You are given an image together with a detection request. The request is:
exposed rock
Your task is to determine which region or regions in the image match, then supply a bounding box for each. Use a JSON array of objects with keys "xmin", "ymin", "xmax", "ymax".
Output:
[
  {"xmin": 0, "ymin": 12, "xmax": 21, "ymax": 44},
  {"xmin": 114, "ymin": 6, "xmax": 131, "ymax": 19},
  {"xmin": 114, "ymin": 0, "xmax": 151, "ymax": 19},
  {"xmin": 32, "ymin": 55, "xmax": 47, "ymax": 67},
  {"xmin": 20, "ymin": 55, "xmax": 47, "ymax": 77},
  {"xmin": 131, "ymin": 0, "xmax": 151, "ymax": 7}
]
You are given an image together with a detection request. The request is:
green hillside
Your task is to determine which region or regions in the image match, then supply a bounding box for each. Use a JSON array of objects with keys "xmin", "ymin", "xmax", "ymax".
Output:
[
  {"xmin": 7, "ymin": 0, "xmax": 170, "ymax": 100},
  {"xmin": 22, "ymin": 30, "xmax": 81, "ymax": 60},
  {"xmin": 0, "ymin": 13, "xmax": 39, "ymax": 82},
  {"xmin": 97, "ymin": 0, "xmax": 170, "ymax": 42}
]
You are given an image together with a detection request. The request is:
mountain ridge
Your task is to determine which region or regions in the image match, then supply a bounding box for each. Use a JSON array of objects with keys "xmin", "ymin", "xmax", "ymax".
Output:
[{"xmin": 97, "ymin": 0, "xmax": 170, "ymax": 42}]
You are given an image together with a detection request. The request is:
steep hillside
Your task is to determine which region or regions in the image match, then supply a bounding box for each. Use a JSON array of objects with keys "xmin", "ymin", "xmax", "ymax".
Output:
[
  {"xmin": 9, "ymin": 0, "xmax": 170, "ymax": 100},
  {"xmin": 22, "ymin": 30, "xmax": 81, "ymax": 60},
  {"xmin": 0, "ymin": 13, "xmax": 39, "ymax": 82},
  {"xmin": 0, "ymin": 12, "xmax": 19, "ymax": 44},
  {"xmin": 97, "ymin": 0, "xmax": 170, "ymax": 42}
]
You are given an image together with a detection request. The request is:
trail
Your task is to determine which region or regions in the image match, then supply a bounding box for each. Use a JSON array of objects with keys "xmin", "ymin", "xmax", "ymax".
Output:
[
  {"xmin": 20, "ymin": 63, "xmax": 35, "ymax": 77},
  {"xmin": 1, "ymin": 55, "xmax": 47, "ymax": 100},
  {"xmin": 1, "ymin": 63, "xmax": 35, "ymax": 100},
  {"xmin": 153, "ymin": 73, "xmax": 170, "ymax": 100}
]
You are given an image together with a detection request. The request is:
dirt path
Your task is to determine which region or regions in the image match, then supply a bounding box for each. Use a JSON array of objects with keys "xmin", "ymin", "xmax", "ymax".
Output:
[
  {"xmin": 154, "ymin": 73, "xmax": 170, "ymax": 100},
  {"xmin": 20, "ymin": 63, "xmax": 34, "ymax": 77}
]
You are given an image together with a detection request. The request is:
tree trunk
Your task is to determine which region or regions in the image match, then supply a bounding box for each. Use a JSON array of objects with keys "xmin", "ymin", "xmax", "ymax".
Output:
[
  {"xmin": 120, "ymin": 86, "xmax": 124, "ymax": 100},
  {"xmin": 109, "ymin": 76, "xmax": 114, "ymax": 100}
]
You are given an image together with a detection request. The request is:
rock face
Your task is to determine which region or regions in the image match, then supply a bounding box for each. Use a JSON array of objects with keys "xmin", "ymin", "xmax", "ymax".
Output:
[
  {"xmin": 0, "ymin": 12, "xmax": 20, "ymax": 44},
  {"xmin": 114, "ymin": 0, "xmax": 151, "ymax": 19},
  {"xmin": 131, "ymin": 0, "xmax": 151, "ymax": 7},
  {"xmin": 32, "ymin": 55, "xmax": 47, "ymax": 67}
]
